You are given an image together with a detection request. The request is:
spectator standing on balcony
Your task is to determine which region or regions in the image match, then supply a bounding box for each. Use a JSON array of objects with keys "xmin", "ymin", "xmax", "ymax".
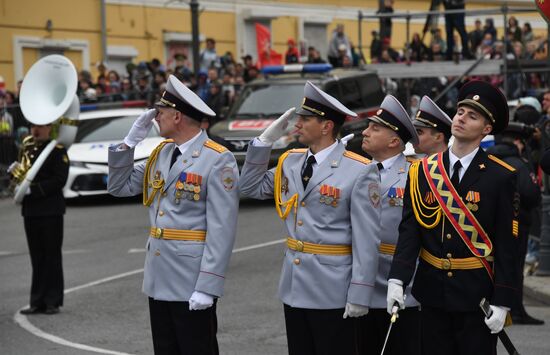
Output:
[
  {"xmin": 430, "ymin": 28, "xmax": 447, "ymax": 55},
  {"xmin": 377, "ymin": 0, "xmax": 394, "ymax": 40},
  {"xmin": 378, "ymin": 38, "xmax": 400, "ymax": 63},
  {"xmin": 410, "ymin": 33, "xmax": 429, "ymax": 62},
  {"xmin": 522, "ymin": 23, "xmax": 534, "ymax": 45},
  {"xmin": 285, "ymin": 39, "xmax": 300, "ymax": 64},
  {"xmin": 508, "ymin": 16, "xmax": 522, "ymax": 43},
  {"xmin": 328, "ymin": 24, "xmax": 351, "ymax": 67},
  {"xmin": 469, "ymin": 19, "xmax": 484, "ymax": 55},
  {"xmin": 442, "ymin": 0, "xmax": 472, "ymax": 60},
  {"xmin": 370, "ymin": 30, "xmax": 382, "ymax": 61},
  {"xmin": 483, "ymin": 18, "xmax": 497, "ymax": 42},
  {"xmin": 200, "ymin": 38, "xmax": 220, "ymax": 72}
]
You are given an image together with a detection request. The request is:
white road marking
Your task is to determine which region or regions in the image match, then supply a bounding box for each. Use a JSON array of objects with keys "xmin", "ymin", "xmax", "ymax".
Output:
[
  {"xmin": 127, "ymin": 248, "xmax": 146, "ymax": 253},
  {"xmin": 0, "ymin": 251, "xmax": 15, "ymax": 256},
  {"xmin": 14, "ymin": 238, "xmax": 286, "ymax": 354}
]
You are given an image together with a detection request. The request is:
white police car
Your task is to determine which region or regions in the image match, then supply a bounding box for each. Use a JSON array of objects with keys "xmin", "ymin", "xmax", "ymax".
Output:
[{"xmin": 63, "ymin": 104, "xmax": 163, "ymax": 198}]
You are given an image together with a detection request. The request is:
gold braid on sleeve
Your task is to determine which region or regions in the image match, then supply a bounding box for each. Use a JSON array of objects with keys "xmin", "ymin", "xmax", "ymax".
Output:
[{"xmin": 409, "ymin": 161, "xmax": 441, "ymax": 229}]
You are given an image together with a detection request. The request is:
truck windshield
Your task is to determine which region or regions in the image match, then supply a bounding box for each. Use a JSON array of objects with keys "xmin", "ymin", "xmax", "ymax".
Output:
[{"xmin": 235, "ymin": 84, "xmax": 304, "ymax": 117}]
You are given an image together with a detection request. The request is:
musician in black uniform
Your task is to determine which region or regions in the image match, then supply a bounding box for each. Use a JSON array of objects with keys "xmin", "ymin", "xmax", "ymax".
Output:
[
  {"xmin": 387, "ymin": 80, "xmax": 520, "ymax": 354},
  {"xmin": 13, "ymin": 123, "xmax": 69, "ymax": 315}
]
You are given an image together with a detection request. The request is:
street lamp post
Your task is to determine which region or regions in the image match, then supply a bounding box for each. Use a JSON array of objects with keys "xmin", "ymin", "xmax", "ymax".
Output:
[{"xmin": 190, "ymin": 0, "xmax": 200, "ymax": 82}]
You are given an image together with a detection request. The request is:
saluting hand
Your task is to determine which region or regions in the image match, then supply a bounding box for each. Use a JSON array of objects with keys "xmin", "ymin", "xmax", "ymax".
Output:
[
  {"xmin": 258, "ymin": 107, "xmax": 295, "ymax": 145},
  {"xmin": 123, "ymin": 108, "xmax": 157, "ymax": 148}
]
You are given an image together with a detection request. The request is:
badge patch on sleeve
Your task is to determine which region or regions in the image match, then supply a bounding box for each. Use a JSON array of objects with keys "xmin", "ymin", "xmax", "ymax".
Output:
[
  {"xmin": 221, "ymin": 167, "xmax": 236, "ymax": 191},
  {"xmin": 368, "ymin": 182, "xmax": 380, "ymax": 208}
]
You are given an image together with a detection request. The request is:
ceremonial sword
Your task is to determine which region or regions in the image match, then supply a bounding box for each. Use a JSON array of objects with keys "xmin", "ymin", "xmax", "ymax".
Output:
[
  {"xmin": 479, "ymin": 298, "xmax": 521, "ymax": 355},
  {"xmin": 380, "ymin": 303, "xmax": 399, "ymax": 355}
]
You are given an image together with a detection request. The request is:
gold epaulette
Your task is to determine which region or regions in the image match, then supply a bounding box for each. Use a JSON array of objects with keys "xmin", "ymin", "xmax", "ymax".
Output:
[
  {"xmin": 288, "ymin": 148, "xmax": 307, "ymax": 154},
  {"xmin": 343, "ymin": 150, "xmax": 371, "ymax": 165},
  {"xmin": 406, "ymin": 156, "xmax": 420, "ymax": 164},
  {"xmin": 204, "ymin": 139, "xmax": 227, "ymax": 153},
  {"xmin": 488, "ymin": 155, "xmax": 516, "ymax": 172}
]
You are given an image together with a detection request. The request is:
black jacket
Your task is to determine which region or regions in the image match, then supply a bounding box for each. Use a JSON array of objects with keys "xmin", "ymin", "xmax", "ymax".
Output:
[
  {"xmin": 21, "ymin": 140, "xmax": 69, "ymax": 217},
  {"xmin": 389, "ymin": 149, "xmax": 520, "ymax": 311}
]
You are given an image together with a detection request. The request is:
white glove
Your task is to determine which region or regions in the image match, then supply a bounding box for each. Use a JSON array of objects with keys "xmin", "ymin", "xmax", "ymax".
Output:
[
  {"xmin": 189, "ymin": 291, "xmax": 214, "ymax": 311},
  {"xmin": 123, "ymin": 108, "xmax": 157, "ymax": 148},
  {"xmin": 387, "ymin": 279, "xmax": 405, "ymax": 315},
  {"xmin": 343, "ymin": 302, "xmax": 369, "ymax": 318},
  {"xmin": 258, "ymin": 107, "xmax": 295, "ymax": 145},
  {"xmin": 484, "ymin": 305, "xmax": 509, "ymax": 334},
  {"xmin": 14, "ymin": 184, "xmax": 30, "ymax": 196},
  {"xmin": 7, "ymin": 161, "xmax": 20, "ymax": 174},
  {"xmin": 341, "ymin": 133, "xmax": 354, "ymax": 147}
]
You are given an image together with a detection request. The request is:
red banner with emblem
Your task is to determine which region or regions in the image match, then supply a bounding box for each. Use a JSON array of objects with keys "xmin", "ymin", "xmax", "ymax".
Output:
[
  {"xmin": 255, "ymin": 23, "xmax": 282, "ymax": 68},
  {"xmin": 536, "ymin": 0, "xmax": 550, "ymax": 23}
]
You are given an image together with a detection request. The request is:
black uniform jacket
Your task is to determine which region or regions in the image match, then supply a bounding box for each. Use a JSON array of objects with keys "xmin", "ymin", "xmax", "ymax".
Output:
[
  {"xmin": 21, "ymin": 140, "xmax": 69, "ymax": 217},
  {"xmin": 389, "ymin": 149, "xmax": 520, "ymax": 311}
]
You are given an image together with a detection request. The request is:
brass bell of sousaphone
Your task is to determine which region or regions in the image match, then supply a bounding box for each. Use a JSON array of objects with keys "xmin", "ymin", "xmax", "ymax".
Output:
[{"xmin": 13, "ymin": 54, "xmax": 80, "ymax": 204}]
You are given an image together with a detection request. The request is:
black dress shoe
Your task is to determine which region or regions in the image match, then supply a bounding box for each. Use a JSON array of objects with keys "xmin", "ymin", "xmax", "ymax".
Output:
[
  {"xmin": 20, "ymin": 306, "xmax": 44, "ymax": 315},
  {"xmin": 44, "ymin": 306, "xmax": 60, "ymax": 315},
  {"xmin": 513, "ymin": 313, "xmax": 545, "ymax": 325}
]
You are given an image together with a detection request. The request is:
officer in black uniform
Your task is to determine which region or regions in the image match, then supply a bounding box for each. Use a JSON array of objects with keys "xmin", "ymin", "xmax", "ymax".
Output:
[
  {"xmin": 388, "ymin": 80, "xmax": 520, "ymax": 355},
  {"xmin": 14, "ymin": 123, "xmax": 69, "ymax": 315},
  {"xmin": 486, "ymin": 122, "xmax": 544, "ymax": 325}
]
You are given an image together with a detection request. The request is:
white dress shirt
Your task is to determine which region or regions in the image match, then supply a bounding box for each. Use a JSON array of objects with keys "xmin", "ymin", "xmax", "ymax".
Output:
[{"xmin": 448, "ymin": 146, "xmax": 479, "ymax": 182}]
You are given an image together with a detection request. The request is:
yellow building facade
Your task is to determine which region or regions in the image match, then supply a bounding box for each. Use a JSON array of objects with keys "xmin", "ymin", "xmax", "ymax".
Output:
[{"xmin": 0, "ymin": 0, "xmax": 546, "ymax": 90}]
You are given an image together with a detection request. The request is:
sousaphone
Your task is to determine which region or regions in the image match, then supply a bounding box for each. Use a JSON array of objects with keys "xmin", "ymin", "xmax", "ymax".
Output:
[{"xmin": 13, "ymin": 54, "xmax": 80, "ymax": 204}]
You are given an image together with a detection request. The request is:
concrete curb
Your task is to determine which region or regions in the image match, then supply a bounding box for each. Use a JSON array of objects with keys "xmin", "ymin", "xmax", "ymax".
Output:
[{"xmin": 523, "ymin": 275, "xmax": 550, "ymax": 305}]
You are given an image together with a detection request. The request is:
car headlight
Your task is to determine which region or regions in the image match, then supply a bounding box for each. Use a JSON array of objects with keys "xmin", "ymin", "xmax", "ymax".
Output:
[
  {"xmin": 70, "ymin": 161, "xmax": 87, "ymax": 168},
  {"xmin": 272, "ymin": 134, "xmax": 295, "ymax": 150}
]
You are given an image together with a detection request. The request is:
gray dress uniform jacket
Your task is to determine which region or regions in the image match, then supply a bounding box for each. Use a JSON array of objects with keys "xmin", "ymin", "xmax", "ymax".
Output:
[
  {"xmin": 371, "ymin": 153, "xmax": 419, "ymax": 308},
  {"xmin": 240, "ymin": 142, "xmax": 381, "ymax": 309},
  {"xmin": 108, "ymin": 130, "xmax": 239, "ymax": 302}
]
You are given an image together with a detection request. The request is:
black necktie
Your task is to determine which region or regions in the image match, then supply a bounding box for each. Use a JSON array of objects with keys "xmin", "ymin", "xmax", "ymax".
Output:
[
  {"xmin": 302, "ymin": 155, "xmax": 316, "ymax": 189},
  {"xmin": 170, "ymin": 147, "xmax": 181, "ymax": 168},
  {"xmin": 376, "ymin": 162, "xmax": 384, "ymax": 171},
  {"xmin": 450, "ymin": 160, "xmax": 462, "ymax": 187}
]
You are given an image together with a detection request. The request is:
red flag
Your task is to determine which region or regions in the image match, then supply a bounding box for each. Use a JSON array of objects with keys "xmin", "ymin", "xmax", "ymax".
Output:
[
  {"xmin": 536, "ymin": 0, "xmax": 550, "ymax": 23},
  {"xmin": 255, "ymin": 23, "xmax": 282, "ymax": 68}
]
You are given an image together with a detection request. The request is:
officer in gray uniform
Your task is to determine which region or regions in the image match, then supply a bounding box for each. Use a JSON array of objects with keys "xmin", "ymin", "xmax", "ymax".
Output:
[
  {"xmin": 108, "ymin": 75, "xmax": 239, "ymax": 355},
  {"xmin": 240, "ymin": 81, "xmax": 381, "ymax": 355},
  {"xmin": 359, "ymin": 95, "xmax": 420, "ymax": 355},
  {"xmin": 412, "ymin": 96, "xmax": 452, "ymax": 156}
]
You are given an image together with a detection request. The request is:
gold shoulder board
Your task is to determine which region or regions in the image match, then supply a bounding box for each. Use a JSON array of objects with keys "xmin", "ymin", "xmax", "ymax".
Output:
[
  {"xmin": 406, "ymin": 156, "xmax": 419, "ymax": 163},
  {"xmin": 488, "ymin": 155, "xmax": 516, "ymax": 172},
  {"xmin": 343, "ymin": 150, "xmax": 371, "ymax": 165},
  {"xmin": 204, "ymin": 139, "xmax": 227, "ymax": 153},
  {"xmin": 288, "ymin": 148, "xmax": 307, "ymax": 154}
]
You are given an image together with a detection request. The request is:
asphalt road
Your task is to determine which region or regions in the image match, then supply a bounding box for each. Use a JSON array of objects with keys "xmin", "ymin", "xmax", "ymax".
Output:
[{"xmin": 1, "ymin": 196, "xmax": 549, "ymax": 355}]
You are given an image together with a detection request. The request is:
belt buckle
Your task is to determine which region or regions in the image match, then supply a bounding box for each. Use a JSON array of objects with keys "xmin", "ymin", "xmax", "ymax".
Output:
[
  {"xmin": 296, "ymin": 240, "xmax": 304, "ymax": 252},
  {"xmin": 442, "ymin": 258, "xmax": 451, "ymax": 270},
  {"xmin": 155, "ymin": 228, "xmax": 163, "ymax": 239}
]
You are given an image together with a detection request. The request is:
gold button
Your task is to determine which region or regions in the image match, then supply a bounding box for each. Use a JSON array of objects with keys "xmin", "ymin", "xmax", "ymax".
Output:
[
  {"xmin": 293, "ymin": 258, "xmax": 301, "ymax": 265},
  {"xmin": 446, "ymin": 253, "xmax": 452, "ymax": 258},
  {"xmin": 446, "ymin": 233, "xmax": 452, "ymax": 240},
  {"xmin": 301, "ymin": 202, "xmax": 306, "ymax": 207},
  {"xmin": 447, "ymin": 272, "xmax": 453, "ymax": 277},
  {"xmin": 155, "ymin": 228, "xmax": 162, "ymax": 238},
  {"xmin": 297, "ymin": 220, "xmax": 303, "ymax": 226},
  {"xmin": 159, "ymin": 211, "xmax": 164, "ymax": 216},
  {"xmin": 442, "ymin": 259, "xmax": 451, "ymax": 270},
  {"xmin": 296, "ymin": 241, "xmax": 304, "ymax": 252},
  {"xmin": 155, "ymin": 250, "xmax": 161, "ymax": 256}
]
